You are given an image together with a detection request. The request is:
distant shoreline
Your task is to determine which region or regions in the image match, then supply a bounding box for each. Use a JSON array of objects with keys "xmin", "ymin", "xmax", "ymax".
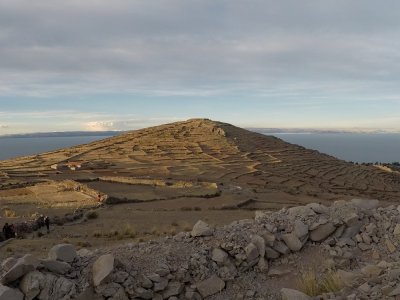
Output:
[
  {"xmin": 0, "ymin": 131, "xmax": 123, "ymax": 139},
  {"xmin": 1, "ymin": 128, "xmax": 399, "ymax": 138}
]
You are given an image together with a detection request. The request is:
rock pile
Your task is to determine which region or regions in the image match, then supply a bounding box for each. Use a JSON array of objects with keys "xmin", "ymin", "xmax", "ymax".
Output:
[{"xmin": 2, "ymin": 198, "xmax": 400, "ymax": 299}]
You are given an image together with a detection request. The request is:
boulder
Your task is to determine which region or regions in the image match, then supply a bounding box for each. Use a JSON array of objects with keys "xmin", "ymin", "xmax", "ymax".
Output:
[
  {"xmin": 341, "ymin": 221, "xmax": 363, "ymax": 239},
  {"xmin": 48, "ymin": 244, "xmax": 76, "ymax": 263},
  {"xmin": 244, "ymin": 243, "xmax": 259, "ymax": 261},
  {"xmin": 0, "ymin": 284, "xmax": 24, "ymax": 300},
  {"xmin": 310, "ymin": 223, "xmax": 336, "ymax": 242},
  {"xmin": 1, "ymin": 257, "xmax": 17, "ymax": 271},
  {"xmin": 19, "ymin": 271, "xmax": 44, "ymax": 300},
  {"xmin": 280, "ymin": 288, "xmax": 311, "ymax": 300},
  {"xmin": 92, "ymin": 254, "xmax": 115, "ymax": 286},
  {"xmin": 282, "ymin": 233, "xmax": 303, "ymax": 251},
  {"xmin": 211, "ymin": 248, "xmax": 228, "ymax": 264},
  {"xmin": 39, "ymin": 274, "xmax": 76, "ymax": 300},
  {"xmin": 273, "ymin": 240, "xmax": 290, "ymax": 255},
  {"xmin": 191, "ymin": 220, "xmax": 213, "ymax": 237},
  {"xmin": 293, "ymin": 220, "xmax": 308, "ymax": 239},
  {"xmin": 196, "ymin": 275, "xmax": 225, "ymax": 298},
  {"xmin": 40, "ymin": 259, "xmax": 71, "ymax": 275},
  {"xmin": 1, "ymin": 255, "xmax": 39, "ymax": 285}
]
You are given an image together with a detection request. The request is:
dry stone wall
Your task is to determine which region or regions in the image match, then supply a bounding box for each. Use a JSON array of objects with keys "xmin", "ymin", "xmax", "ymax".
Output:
[{"xmin": 2, "ymin": 198, "xmax": 400, "ymax": 299}]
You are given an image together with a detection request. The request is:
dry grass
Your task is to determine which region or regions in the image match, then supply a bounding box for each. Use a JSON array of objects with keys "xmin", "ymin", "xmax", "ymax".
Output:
[
  {"xmin": 297, "ymin": 269, "xmax": 343, "ymax": 296},
  {"xmin": 320, "ymin": 269, "xmax": 344, "ymax": 293},
  {"xmin": 3, "ymin": 208, "xmax": 17, "ymax": 218},
  {"xmin": 297, "ymin": 270, "xmax": 320, "ymax": 296}
]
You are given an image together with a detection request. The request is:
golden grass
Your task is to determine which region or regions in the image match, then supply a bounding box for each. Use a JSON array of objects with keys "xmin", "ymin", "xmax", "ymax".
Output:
[
  {"xmin": 297, "ymin": 269, "xmax": 343, "ymax": 296},
  {"xmin": 3, "ymin": 208, "xmax": 17, "ymax": 218}
]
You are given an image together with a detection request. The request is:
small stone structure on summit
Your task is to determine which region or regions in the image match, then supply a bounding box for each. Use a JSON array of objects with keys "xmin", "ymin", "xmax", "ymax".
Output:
[{"xmin": 2, "ymin": 198, "xmax": 400, "ymax": 299}]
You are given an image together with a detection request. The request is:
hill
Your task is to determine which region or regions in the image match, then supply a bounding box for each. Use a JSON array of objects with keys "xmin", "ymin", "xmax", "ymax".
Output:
[
  {"xmin": 1, "ymin": 118, "xmax": 399, "ymax": 206},
  {"xmin": 1, "ymin": 119, "xmax": 400, "ymax": 299}
]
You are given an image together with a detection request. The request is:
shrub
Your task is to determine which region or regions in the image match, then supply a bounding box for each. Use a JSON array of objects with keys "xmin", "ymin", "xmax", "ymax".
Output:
[
  {"xmin": 86, "ymin": 210, "xmax": 99, "ymax": 219},
  {"xmin": 3, "ymin": 208, "xmax": 17, "ymax": 218}
]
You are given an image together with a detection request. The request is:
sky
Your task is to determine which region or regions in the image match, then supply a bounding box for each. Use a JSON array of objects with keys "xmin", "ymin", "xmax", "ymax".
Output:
[{"xmin": 1, "ymin": 0, "xmax": 400, "ymax": 134}]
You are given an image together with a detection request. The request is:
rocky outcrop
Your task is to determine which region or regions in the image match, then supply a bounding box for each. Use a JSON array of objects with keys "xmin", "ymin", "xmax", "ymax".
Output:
[{"xmin": 3, "ymin": 199, "xmax": 400, "ymax": 299}]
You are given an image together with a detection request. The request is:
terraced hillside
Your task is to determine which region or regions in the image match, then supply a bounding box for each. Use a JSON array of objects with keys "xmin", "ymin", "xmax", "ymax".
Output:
[{"xmin": 1, "ymin": 118, "xmax": 399, "ymax": 207}]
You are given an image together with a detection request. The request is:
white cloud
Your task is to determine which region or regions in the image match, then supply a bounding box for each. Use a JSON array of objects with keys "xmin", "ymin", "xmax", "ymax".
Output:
[{"xmin": 84, "ymin": 117, "xmax": 185, "ymax": 131}]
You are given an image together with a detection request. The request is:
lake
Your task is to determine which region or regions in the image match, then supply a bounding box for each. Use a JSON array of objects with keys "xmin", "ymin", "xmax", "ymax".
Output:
[
  {"xmin": 0, "ymin": 133, "xmax": 399, "ymax": 163},
  {"xmin": 272, "ymin": 133, "xmax": 400, "ymax": 163},
  {"xmin": 0, "ymin": 136, "xmax": 113, "ymax": 161}
]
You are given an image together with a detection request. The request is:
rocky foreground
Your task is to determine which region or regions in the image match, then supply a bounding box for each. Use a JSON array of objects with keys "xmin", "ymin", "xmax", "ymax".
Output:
[{"xmin": 2, "ymin": 199, "xmax": 400, "ymax": 299}]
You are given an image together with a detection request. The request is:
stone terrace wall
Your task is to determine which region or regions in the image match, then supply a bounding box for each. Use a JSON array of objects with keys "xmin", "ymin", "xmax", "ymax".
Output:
[{"xmin": 2, "ymin": 198, "xmax": 400, "ymax": 299}]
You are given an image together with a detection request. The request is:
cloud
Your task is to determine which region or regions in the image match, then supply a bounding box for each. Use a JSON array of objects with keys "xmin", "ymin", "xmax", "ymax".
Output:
[
  {"xmin": 0, "ymin": 0, "xmax": 400, "ymax": 99},
  {"xmin": 84, "ymin": 118, "xmax": 185, "ymax": 131},
  {"xmin": 0, "ymin": 124, "xmax": 9, "ymax": 129}
]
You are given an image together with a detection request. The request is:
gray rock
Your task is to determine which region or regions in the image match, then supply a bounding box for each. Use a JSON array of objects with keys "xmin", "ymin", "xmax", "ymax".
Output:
[
  {"xmin": 196, "ymin": 275, "xmax": 225, "ymax": 298},
  {"xmin": 245, "ymin": 243, "xmax": 259, "ymax": 261},
  {"xmin": 77, "ymin": 248, "xmax": 93, "ymax": 257},
  {"xmin": 211, "ymin": 248, "xmax": 228, "ymax": 264},
  {"xmin": 251, "ymin": 235, "xmax": 265, "ymax": 257},
  {"xmin": 310, "ymin": 223, "xmax": 336, "ymax": 242},
  {"xmin": 282, "ymin": 233, "xmax": 303, "ymax": 251},
  {"xmin": 287, "ymin": 206, "xmax": 316, "ymax": 219},
  {"xmin": 262, "ymin": 231, "xmax": 276, "ymax": 247},
  {"xmin": 273, "ymin": 240, "xmax": 290, "ymax": 255},
  {"xmin": 294, "ymin": 220, "xmax": 309, "ymax": 239},
  {"xmin": 38, "ymin": 273, "xmax": 76, "ymax": 300},
  {"xmin": 162, "ymin": 281, "xmax": 183, "ymax": 298},
  {"xmin": 257, "ymin": 257, "xmax": 269, "ymax": 272},
  {"xmin": 92, "ymin": 254, "xmax": 114, "ymax": 286},
  {"xmin": 0, "ymin": 284, "xmax": 24, "ymax": 300},
  {"xmin": 280, "ymin": 288, "xmax": 311, "ymax": 300},
  {"xmin": 1, "ymin": 257, "xmax": 17, "ymax": 271},
  {"xmin": 343, "ymin": 213, "xmax": 359, "ymax": 226},
  {"xmin": 341, "ymin": 221, "xmax": 363, "ymax": 239},
  {"xmin": 389, "ymin": 285, "xmax": 400, "ymax": 296},
  {"xmin": 153, "ymin": 278, "xmax": 168, "ymax": 292},
  {"xmin": 19, "ymin": 271, "xmax": 44, "ymax": 300},
  {"xmin": 48, "ymin": 244, "xmax": 76, "ymax": 263},
  {"xmin": 40, "ymin": 259, "xmax": 71, "ymax": 275},
  {"xmin": 114, "ymin": 271, "xmax": 129, "ymax": 284},
  {"xmin": 191, "ymin": 220, "xmax": 213, "ymax": 237},
  {"xmin": 1, "ymin": 255, "xmax": 39, "ymax": 285}
]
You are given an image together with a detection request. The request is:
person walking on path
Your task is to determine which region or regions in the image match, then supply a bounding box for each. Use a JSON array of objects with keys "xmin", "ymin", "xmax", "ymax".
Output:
[{"xmin": 44, "ymin": 216, "xmax": 50, "ymax": 233}]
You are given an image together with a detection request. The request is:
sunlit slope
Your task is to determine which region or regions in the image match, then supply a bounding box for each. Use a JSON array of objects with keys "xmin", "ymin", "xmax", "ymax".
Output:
[{"xmin": 1, "ymin": 118, "xmax": 399, "ymax": 201}]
